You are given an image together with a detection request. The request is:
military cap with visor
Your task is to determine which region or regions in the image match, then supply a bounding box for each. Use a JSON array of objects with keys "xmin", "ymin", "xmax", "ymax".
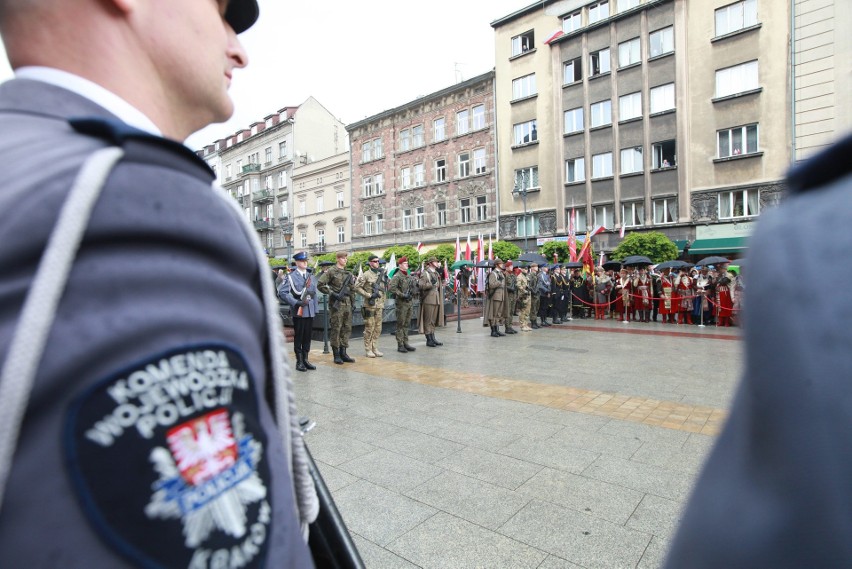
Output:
[{"xmin": 225, "ymin": 0, "xmax": 260, "ymax": 34}]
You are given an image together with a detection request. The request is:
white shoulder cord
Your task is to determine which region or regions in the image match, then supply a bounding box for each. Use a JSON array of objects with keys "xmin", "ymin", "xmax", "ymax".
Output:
[{"xmin": 0, "ymin": 147, "xmax": 125, "ymax": 513}]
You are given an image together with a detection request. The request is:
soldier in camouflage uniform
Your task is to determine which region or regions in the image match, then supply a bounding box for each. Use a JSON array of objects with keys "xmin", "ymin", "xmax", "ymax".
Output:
[
  {"xmin": 388, "ymin": 256, "xmax": 416, "ymax": 353},
  {"xmin": 516, "ymin": 265, "xmax": 532, "ymax": 331},
  {"xmin": 503, "ymin": 260, "xmax": 518, "ymax": 334},
  {"xmin": 317, "ymin": 250, "xmax": 356, "ymax": 364},
  {"xmin": 354, "ymin": 254, "xmax": 386, "ymax": 358}
]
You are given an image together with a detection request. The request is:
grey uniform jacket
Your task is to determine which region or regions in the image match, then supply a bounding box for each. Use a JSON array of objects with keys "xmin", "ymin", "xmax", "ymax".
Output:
[
  {"xmin": 278, "ymin": 269, "xmax": 319, "ymax": 318},
  {"xmin": 664, "ymin": 133, "xmax": 852, "ymax": 568},
  {"xmin": 0, "ymin": 79, "xmax": 314, "ymax": 568}
]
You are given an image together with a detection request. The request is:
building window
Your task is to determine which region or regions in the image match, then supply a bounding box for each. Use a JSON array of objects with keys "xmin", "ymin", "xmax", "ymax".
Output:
[
  {"xmin": 619, "ymin": 92, "xmax": 642, "ymax": 121},
  {"xmin": 622, "ymin": 201, "xmax": 644, "ymax": 226},
  {"xmin": 518, "ymin": 214, "xmax": 540, "ymax": 238},
  {"xmin": 364, "ymin": 215, "xmax": 374, "ymax": 235},
  {"xmin": 401, "ymin": 166, "xmax": 412, "ymax": 189},
  {"xmin": 618, "ymin": 37, "xmax": 641, "ymax": 67},
  {"xmin": 476, "ymin": 196, "xmax": 487, "ymax": 221},
  {"xmin": 278, "ymin": 171, "xmax": 287, "ymax": 188},
  {"xmin": 363, "ymin": 176, "xmax": 373, "ymax": 197},
  {"xmin": 414, "ymin": 163, "xmax": 425, "ymax": 186},
  {"xmin": 649, "ymin": 26, "xmax": 674, "ymax": 57},
  {"xmin": 588, "ymin": 1, "xmax": 610, "ymax": 23},
  {"xmin": 374, "ymin": 137, "xmax": 383, "ymax": 159},
  {"xmin": 593, "ymin": 205, "xmax": 614, "ymax": 229},
  {"xmin": 265, "ymin": 147, "xmax": 272, "ymax": 164},
  {"xmin": 715, "ymin": 60, "xmax": 758, "ymax": 98},
  {"xmin": 412, "ymin": 124, "xmax": 425, "ymax": 148},
  {"xmin": 403, "ymin": 209, "xmax": 413, "ymax": 231},
  {"xmin": 264, "ymin": 175, "xmax": 272, "ymax": 190},
  {"xmin": 650, "ymin": 83, "xmax": 675, "ymax": 113},
  {"xmin": 436, "ymin": 202, "xmax": 447, "ymax": 226},
  {"xmin": 473, "ymin": 148, "xmax": 486, "ymax": 175},
  {"xmin": 266, "ymin": 232, "xmax": 274, "ymax": 250},
  {"xmin": 568, "ymin": 208, "xmax": 588, "ymax": 232},
  {"xmin": 514, "ymin": 166, "xmax": 539, "ymax": 189},
  {"xmin": 225, "ymin": 164, "xmax": 232, "ymax": 179},
  {"xmin": 460, "ymin": 198, "xmax": 472, "ymax": 223},
  {"xmin": 279, "ymin": 141, "xmax": 287, "ymax": 159},
  {"xmin": 592, "ymin": 152, "xmax": 614, "ymax": 178},
  {"xmin": 433, "ymin": 117, "xmax": 446, "ymax": 142},
  {"xmin": 472, "ymin": 105, "xmax": 486, "ymax": 130},
  {"xmin": 617, "ymin": 0, "xmax": 640, "ymax": 12},
  {"xmin": 457, "ymin": 152, "xmax": 471, "ymax": 178},
  {"xmin": 415, "ymin": 206, "xmax": 425, "ymax": 229},
  {"xmin": 298, "ymin": 232, "xmax": 306, "ymax": 248},
  {"xmin": 563, "ymin": 11, "xmax": 582, "ymax": 33},
  {"xmin": 336, "ymin": 191, "xmax": 344, "ymax": 208},
  {"xmin": 376, "ymin": 214, "xmax": 384, "ymax": 233},
  {"xmin": 719, "ymin": 189, "xmax": 759, "ymax": 219},
  {"xmin": 315, "ymin": 194, "xmax": 324, "ymax": 213},
  {"xmin": 511, "ymin": 30, "xmax": 535, "ymax": 56},
  {"xmin": 653, "ymin": 198, "xmax": 676, "ymax": 224},
  {"xmin": 280, "ymin": 200, "xmax": 289, "ymax": 219},
  {"xmin": 399, "ymin": 128, "xmax": 411, "ymax": 151},
  {"xmin": 363, "ymin": 139, "xmax": 376, "ymax": 162},
  {"xmin": 620, "ymin": 147, "xmax": 643, "ymax": 174},
  {"xmin": 716, "ymin": 0, "xmax": 758, "ymax": 36},
  {"xmin": 566, "ymin": 158, "xmax": 585, "ymax": 183},
  {"xmin": 513, "ymin": 119, "xmax": 538, "ymax": 145},
  {"xmin": 456, "ymin": 109, "xmax": 470, "ymax": 136},
  {"xmin": 512, "ymin": 74, "xmax": 537, "ymax": 100},
  {"xmin": 337, "ymin": 225, "xmax": 345, "ymax": 243},
  {"xmin": 564, "ymin": 107, "xmax": 584, "ymax": 134},
  {"xmin": 374, "ymin": 173, "xmax": 384, "ymax": 194},
  {"xmin": 652, "ymin": 140, "xmax": 677, "ymax": 168},
  {"xmin": 317, "ymin": 228, "xmax": 325, "ymax": 250},
  {"xmin": 590, "ymin": 100, "xmax": 612, "ymax": 128},
  {"xmin": 718, "ymin": 124, "xmax": 759, "ymax": 158},
  {"xmin": 435, "ymin": 158, "xmax": 447, "ymax": 182},
  {"xmin": 589, "ymin": 48, "xmax": 611, "ymax": 76},
  {"xmin": 563, "ymin": 57, "xmax": 582, "ymax": 84}
]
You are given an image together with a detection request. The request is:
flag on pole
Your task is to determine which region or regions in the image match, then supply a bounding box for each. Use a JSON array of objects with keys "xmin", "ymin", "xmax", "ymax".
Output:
[
  {"xmin": 488, "ymin": 235, "xmax": 493, "ymax": 260},
  {"xmin": 620, "ymin": 224, "xmax": 626, "ymax": 239},
  {"xmin": 443, "ymin": 259, "xmax": 449, "ymax": 284},
  {"xmin": 454, "ymin": 235, "xmax": 461, "ymax": 291},
  {"xmin": 386, "ymin": 252, "xmax": 397, "ymax": 278},
  {"xmin": 465, "ymin": 233, "xmax": 472, "ymax": 261},
  {"xmin": 476, "ymin": 233, "xmax": 486, "ymax": 293},
  {"xmin": 416, "ymin": 242, "xmax": 423, "ymax": 253},
  {"xmin": 357, "ymin": 263, "xmax": 363, "ymax": 277},
  {"xmin": 568, "ymin": 209, "xmax": 578, "ymax": 262}
]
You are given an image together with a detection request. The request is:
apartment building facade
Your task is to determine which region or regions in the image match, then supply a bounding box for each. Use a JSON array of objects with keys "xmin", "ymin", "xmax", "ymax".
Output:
[
  {"xmin": 290, "ymin": 151, "xmax": 351, "ymax": 257},
  {"xmin": 199, "ymin": 97, "xmax": 346, "ymax": 257},
  {"xmin": 346, "ymin": 72, "xmax": 498, "ymax": 255},
  {"xmin": 492, "ymin": 0, "xmax": 794, "ymax": 258}
]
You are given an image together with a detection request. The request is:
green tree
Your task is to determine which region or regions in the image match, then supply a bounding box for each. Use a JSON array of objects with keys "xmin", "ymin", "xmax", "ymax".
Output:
[
  {"xmin": 611, "ymin": 232, "xmax": 678, "ymax": 263},
  {"xmin": 314, "ymin": 252, "xmax": 336, "ymax": 266},
  {"xmin": 268, "ymin": 258, "xmax": 290, "ymax": 269},
  {"xmin": 423, "ymin": 244, "xmax": 456, "ymax": 266},
  {"xmin": 540, "ymin": 241, "xmax": 570, "ymax": 263},
  {"xmin": 492, "ymin": 241, "xmax": 521, "ymax": 262},
  {"xmin": 383, "ymin": 244, "xmax": 420, "ymax": 266},
  {"xmin": 346, "ymin": 251, "xmax": 375, "ymax": 273}
]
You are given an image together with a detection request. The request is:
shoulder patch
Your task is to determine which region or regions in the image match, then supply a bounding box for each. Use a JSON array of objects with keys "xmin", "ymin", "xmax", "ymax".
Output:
[{"xmin": 65, "ymin": 345, "xmax": 272, "ymax": 569}]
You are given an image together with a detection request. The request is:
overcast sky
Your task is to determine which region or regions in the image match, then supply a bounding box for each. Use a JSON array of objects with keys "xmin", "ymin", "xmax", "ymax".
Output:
[{"xmin": 0, "ymin": 1, "xmax": 535, "ymax": 149}]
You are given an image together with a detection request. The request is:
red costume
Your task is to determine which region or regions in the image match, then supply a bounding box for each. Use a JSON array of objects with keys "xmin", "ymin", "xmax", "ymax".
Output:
[{"xmin": 659, "ymin": 273, "xmax": 676, "ymax": 323}]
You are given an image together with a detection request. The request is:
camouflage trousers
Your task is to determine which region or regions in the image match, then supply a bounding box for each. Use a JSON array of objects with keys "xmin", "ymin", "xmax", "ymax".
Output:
[
  {"xmin": 517, "ymin": 295, "xmax": 531, "ymax": 326},
  {"xmin": 530, "ymin": 295, "xmax": 540, "ymax": 323},
  {"xmin": 395, "ymin": 301, "xmax": 413, "ymax": 344},
  {"xmin": 329, "ymin": 304, "xmax": 352, "ymax": 348},
  {"xmin": 362, "ymin": 307, "xmax": 383, "ymax": 351}
]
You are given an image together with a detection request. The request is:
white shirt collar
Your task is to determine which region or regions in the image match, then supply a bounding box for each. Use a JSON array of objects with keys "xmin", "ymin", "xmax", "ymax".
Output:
[{"xmin": 15, "ymin": 66, "xmax": 161, "ymax": 136}]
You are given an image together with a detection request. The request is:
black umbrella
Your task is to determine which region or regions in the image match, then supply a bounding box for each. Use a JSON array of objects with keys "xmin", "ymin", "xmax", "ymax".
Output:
[
  {"xmin": 564, "ymin": 261, "xmax": 583, "ymax": 269},
  {"xmin": 656, "ymin": 260, "xmax": 693, "ymax": 271},
  {"xmin": 696, "ymin": 256, "xmax": 731, "ymax": 267},
  {"xmin": 622, "ymin": 255, "xmax": 653, "ymax": 266},
  {"xmin": 518, "ymin": 252, "xmax": 548, "ymax": 265},
  {"xmin": 602, "ymin": 261, "xmax": 622, "ymax": 271},
  {"xmin": 474, "ymin": 259, "xmax": 495, "ymax": 268}
]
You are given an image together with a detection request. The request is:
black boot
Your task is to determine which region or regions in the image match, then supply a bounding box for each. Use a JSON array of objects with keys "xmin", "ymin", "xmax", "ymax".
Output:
[
  {"xmin": 340, "ymin": 347, "xmax": 355, "ymax": 363},
  {"xmin": 505, "ymin": 325, "xmax": 517, "ymax": 334},
  {"xmin": 302, "ymin": 351, "xmax": 316, "ymax": 370},
  {"xmin": 404, "ymin": 342, "xmax": 416, "ymax": 352},
  {"xmin": 531, "ymin": 318, "xmax": 540, "ymax": 329},
  {"xmin": 397, "ymin": 343, "xmax": 408, "ymax": 353},
  {"xmin": 496, "ymin": 326, "xmax": 506, "ymax": 337},
  {"xmin": 431, "ymin": 334, "xmax": 443, "ymax": 346},
  {"xmin": 295, "ymin": 352, "xmax": 307, "ymax": 372},
  {"xmin": 490, "ymin": 326, "xmax": 500, "ymax": 337},
  {"xmin": 332, "ymin": 347, "xmax": 344, "ymax": 365},
  {"xmin": 426, "ymin": 334, "xmax": 437, "ymax": 347},
  {"xmin": 541, "ymin": 318, "xmax": 551, "ymax": 327}
]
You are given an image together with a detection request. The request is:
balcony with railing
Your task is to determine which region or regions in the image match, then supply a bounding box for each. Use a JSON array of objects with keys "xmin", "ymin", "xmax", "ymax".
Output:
[
  {"xmin": 252, "ymin": 189, "xmax": 274, "ymax": 203},
  {"xmin": 253, "ymin": 218, "xmax": 274, "ymax": 231},
  {"xmin": 308, "ymin": 242, "xmax": 326, "ymax": 254},
  {"xmin": 242, "ymin": 163, "xmax": 261, "ymax": 175}
]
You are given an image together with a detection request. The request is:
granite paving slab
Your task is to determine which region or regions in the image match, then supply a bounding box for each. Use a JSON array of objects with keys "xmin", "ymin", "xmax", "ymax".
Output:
[
  {"xmin": 437, "ymin": 446, "xmax": 543, "ymax": 490},
  {"xmin": 338, "ymin": 448, "xmax": 443, "ymax": 493}
]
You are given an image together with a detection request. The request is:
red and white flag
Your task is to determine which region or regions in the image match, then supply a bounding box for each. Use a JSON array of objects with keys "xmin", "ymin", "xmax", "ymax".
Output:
[
  {"xmin": 416, "ymin": 241, "xmax": 423, "ymax": 252},
  {"xmin": 488, "ymin": 235, "xmax": 493, "ymax": 260},
  {"xmin": 620, "ymin": 225, "xmax": 626, "ymax": 239},
  {"xmin": 465, "ymin": 233, "xmax": 472, "ymax": 261}
]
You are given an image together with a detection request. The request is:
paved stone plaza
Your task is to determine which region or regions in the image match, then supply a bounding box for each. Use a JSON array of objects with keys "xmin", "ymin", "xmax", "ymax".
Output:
[{"xmin": 293, "ymin": 317, "xmax": 742, "ymax": 568}]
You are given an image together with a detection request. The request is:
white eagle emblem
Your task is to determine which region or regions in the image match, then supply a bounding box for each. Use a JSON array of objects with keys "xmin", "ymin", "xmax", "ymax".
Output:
[{"xmin": 144, "ymin": 410, "xmax": 266, "ymax": 548}]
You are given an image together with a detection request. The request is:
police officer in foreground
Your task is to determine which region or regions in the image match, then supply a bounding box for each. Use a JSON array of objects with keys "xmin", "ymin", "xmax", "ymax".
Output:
[
  {"xmin": 353, "ymin": 254, "xmax": 385, "ymax": 358},
  {"xmin": 0, "ymin": 0, "xmax": 316, "ymax": 566},
  {"xmin": 317, "ymin": 251, "xmax": 356, "ymax": 364},
  {"xmin": 388, "ymin": 256, "xmax": 417, "ymax": 353},
  {"xmin": 278, "ymin": 251, "xmax": 318, "ymax": 372}
]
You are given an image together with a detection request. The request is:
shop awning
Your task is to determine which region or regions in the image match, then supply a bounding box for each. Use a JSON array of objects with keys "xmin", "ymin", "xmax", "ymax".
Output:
[
  {"xmin": 673, "ymin": 240, "xmax": 688, "ymax": 252},
  {"xmin": 688, "ymin": 237, "xmax": 748, "ymax": 255}
]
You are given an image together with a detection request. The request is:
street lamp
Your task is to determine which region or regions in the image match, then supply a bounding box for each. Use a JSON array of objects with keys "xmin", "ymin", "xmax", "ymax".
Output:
[
  {"xmin": 283, "ymin": 225, "xmax": 293, "ymax": 265},
  {"xmin": 512, "ymin": 171, "xmax": 529, "ymax": 252}
]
